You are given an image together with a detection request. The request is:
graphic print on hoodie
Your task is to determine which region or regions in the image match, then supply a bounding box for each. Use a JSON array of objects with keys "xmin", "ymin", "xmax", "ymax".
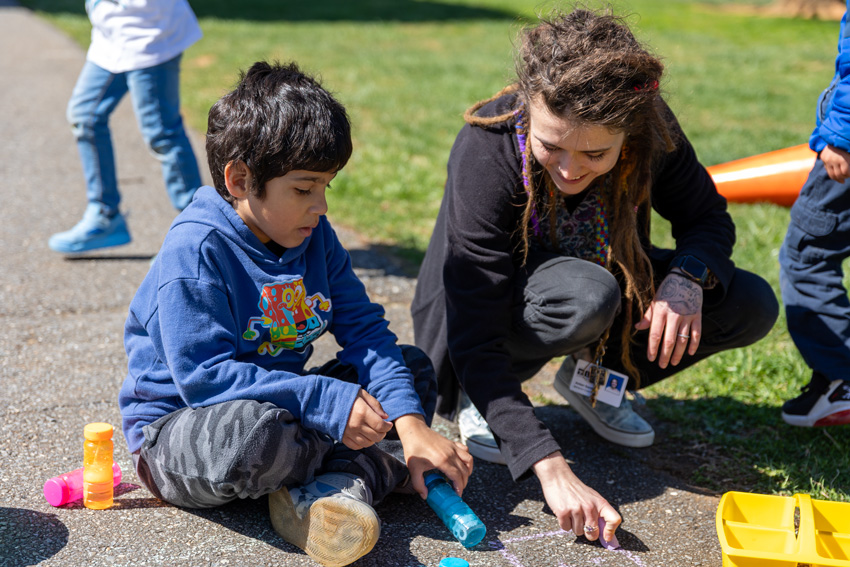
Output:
[{"xmin": 243, "ymin": 278, "xmax": 331, "ymax": 354}]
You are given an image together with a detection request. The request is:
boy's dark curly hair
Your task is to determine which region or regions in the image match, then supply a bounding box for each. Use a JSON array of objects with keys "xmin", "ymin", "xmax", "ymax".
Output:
[{"xmin": 206, "ymin": 61, "xmax": 352, "ymax": 202}]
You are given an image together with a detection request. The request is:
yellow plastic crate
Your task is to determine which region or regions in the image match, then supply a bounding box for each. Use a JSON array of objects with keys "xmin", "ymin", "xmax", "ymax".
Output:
[{"xmin": 716, "ymin": 491, "xmax": 850, "ymax": 567}]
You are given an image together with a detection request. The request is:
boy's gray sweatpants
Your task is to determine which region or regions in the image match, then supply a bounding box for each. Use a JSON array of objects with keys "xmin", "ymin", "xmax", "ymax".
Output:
[{"xmin": 132, "ymin": 345, "xmax": 436, "ymax": 509}]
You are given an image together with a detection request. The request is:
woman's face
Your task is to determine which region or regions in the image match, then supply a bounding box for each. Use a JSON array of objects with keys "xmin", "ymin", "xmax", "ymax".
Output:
[{"xmin": 527, "ymin": 97, "xmax": 626, "ymax": 196}]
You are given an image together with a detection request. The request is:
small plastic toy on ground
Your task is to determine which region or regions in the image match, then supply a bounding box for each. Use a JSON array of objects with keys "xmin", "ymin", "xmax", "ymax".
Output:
[{"xmin": 716, "ymin": 490, "xmax": 850, "ymax": 566}]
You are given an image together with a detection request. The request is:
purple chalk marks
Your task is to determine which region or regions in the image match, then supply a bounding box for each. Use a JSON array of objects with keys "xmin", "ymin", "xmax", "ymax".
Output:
[{"xmin": 486, "ymin": 522, "xmax": 647, "ymax": 567}]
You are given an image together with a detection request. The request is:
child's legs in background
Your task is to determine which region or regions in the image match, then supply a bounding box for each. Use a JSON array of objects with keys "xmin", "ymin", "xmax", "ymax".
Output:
[
  {"xmin": 66, "ymin": 61, "xmax": 128, "ymax": 216},
  {"xmin": 135, "ymin": 400, "xmax": 334, "ymax": 508},
  {"xmin": 126, "ymin": 54, "xmax": 201, "ymax": 212},
  {"xmin": 780, "ymin": 158, "xmax": 850, "ymax": 381}
]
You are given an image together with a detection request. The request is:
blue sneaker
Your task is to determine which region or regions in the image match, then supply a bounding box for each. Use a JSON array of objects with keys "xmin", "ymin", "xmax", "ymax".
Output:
[{"xmin": 48, "ymin": 204, "xmax": 131, "ymax": 253}]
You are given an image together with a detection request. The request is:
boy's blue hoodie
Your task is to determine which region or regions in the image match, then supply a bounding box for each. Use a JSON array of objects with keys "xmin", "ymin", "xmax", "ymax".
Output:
[
  {"xmin": 811, "ymin": 4, "xmax": 850, "ymax": 153},
  {"xmin": 119, "ymin": 186, "xmax": 424, "ymax": 453}
]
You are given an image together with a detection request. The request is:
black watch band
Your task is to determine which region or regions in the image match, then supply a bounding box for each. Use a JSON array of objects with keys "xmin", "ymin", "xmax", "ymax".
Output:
[{"xmin": 669, "ymin": 255, "xmax": 709, "ymax": 287}]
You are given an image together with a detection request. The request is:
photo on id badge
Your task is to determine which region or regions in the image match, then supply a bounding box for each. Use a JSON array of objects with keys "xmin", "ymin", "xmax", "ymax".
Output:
[{"xmin": 569, "ymin": 359, "xmax": 627, "ymax": 407}]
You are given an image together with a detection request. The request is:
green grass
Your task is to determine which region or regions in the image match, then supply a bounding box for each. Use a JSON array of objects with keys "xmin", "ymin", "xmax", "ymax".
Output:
[{"xmin": 22, "ymin": 0, "xmax": 849, "ymax": 500}]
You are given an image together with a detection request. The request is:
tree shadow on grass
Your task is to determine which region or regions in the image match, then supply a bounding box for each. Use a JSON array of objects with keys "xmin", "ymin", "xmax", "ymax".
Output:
[{"xmin": 15, "ymin": 0, "xmax": 523, "ymax": 23}]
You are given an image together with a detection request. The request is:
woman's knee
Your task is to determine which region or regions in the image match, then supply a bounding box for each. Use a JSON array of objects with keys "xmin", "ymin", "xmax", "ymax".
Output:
[
  {"xmin": 708, "ymin": 270, "xmax": 779, "ymax": 347},
  {"xmin": 514, "ymin": 256, "xmax": 621, "ymax": 351},
  {"xmin": 747, "ymin": 279, "xmax": 780, "ymax": 341}
]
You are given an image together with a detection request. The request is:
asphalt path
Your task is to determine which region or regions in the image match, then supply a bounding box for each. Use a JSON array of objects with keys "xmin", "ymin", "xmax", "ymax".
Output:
[{"xmin": 0, "ymin": 3, "xmax": 723, "ymax": 566}]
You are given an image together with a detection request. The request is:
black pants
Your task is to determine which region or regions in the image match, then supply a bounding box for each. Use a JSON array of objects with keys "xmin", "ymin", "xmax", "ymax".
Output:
[{"xmin": 422, "ymin": 250, "xmax": 779, "ymax": 419}]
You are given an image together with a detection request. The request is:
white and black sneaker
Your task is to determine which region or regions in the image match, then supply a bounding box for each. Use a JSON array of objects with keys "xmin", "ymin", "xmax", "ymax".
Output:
[{"xmin": 782, "ymin": 372, "xmax": 850, "ymax": 427}]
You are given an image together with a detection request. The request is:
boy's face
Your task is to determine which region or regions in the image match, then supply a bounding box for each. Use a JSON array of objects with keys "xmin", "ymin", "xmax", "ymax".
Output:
[{"xmin": 230, "ymin": 167, "xmax": 335, "ymax": 248}]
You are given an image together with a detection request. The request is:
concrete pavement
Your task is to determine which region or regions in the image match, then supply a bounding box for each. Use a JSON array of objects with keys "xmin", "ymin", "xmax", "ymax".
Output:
[{"xmin": 0, "ymin": 4, "xmax": 723, "ymax": 566}]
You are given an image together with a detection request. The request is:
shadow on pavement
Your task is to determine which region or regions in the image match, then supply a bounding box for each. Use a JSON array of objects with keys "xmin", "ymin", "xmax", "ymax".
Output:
[
  {"xmin": 178, "ymin": 495, "xmax": 424, "ymax": 567},
  {"xmin": 63, "ymin": 255, "xmax": 156, "ymax": 262},
  {"xmin": 0, "ymin": 507, "xmax": 69, "ymax": 566}
]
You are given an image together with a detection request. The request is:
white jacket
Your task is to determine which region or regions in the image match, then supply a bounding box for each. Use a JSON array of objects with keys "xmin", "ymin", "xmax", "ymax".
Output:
[{"xmin": 86, "ymin": 0, "xmax": 202, "ymax": 73}]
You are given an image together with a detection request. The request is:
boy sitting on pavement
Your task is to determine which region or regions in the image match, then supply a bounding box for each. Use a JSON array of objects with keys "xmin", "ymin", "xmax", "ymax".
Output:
[{"xmin": 118, "ymin": 61, "xmax": 473, "ymax": 567}]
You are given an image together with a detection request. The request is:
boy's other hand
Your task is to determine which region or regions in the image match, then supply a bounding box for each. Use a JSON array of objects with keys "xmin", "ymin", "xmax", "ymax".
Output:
[
  {"xmin": 822, "ymin": 145, "xmax": 850, "ymax": 183},
  {"xmin": 342, "ymin": 389, "xmax": 393, "ymax": 450},
  {"xmin": 394, "ymin": 414, "xmax": 474, "ymax": 499}
]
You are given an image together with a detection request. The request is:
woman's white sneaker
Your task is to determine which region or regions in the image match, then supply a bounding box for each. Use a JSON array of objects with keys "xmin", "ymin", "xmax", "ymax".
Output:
[{"xmin": 457, "ymin": 393, "xmax": 507, "ymax": 465}]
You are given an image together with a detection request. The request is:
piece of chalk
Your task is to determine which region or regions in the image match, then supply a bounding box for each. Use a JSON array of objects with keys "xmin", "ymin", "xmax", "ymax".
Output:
[
  {"xmin": 438, "ymin": 559, "xmax": 469, "ymax": 567},
  {"xmin": 598, "ymin": 517, "xmax": 621, "ymax": 550}
]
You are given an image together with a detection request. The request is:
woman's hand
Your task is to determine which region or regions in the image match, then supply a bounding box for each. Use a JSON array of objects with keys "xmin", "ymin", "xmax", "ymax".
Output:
[
  {"xmin": 395, "ymin": 414, "xmax": 474, "ymax": 499},
  {"xmin": 635, "ymin": 272, "xmax": 703, "ymax": 369},
  {"xmin": 533, "ymin": 452, "xmax": 621, "ymax": 542}
]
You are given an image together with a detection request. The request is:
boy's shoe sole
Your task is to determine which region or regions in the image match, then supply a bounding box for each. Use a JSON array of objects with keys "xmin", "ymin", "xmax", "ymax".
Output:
[
  {"xmin": 554, "ymin": 363, "xmax": 655, "ymax": 448},
  {"xmin": 269, "ymin": 488, "xmax": 380, "ymax": 567}
]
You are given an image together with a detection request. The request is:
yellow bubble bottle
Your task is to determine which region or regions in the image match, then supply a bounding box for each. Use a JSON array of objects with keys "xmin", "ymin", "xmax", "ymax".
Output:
[{"xmin": 83, "ymin": 422, "xmax": 114, "ymax": 510}]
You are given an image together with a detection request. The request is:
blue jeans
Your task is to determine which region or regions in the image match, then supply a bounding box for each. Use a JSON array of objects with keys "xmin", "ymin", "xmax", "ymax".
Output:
[
  {"xmin": 780, "ymin": 158, "xmax": 850, "ymax": 381},
  {"xmin": 67, "ymin": 55, "xmax": 201, "ymax": 216}
]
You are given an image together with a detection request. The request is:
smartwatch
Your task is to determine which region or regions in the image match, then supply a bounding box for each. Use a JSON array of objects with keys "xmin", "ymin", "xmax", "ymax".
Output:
[{"xmin": 669, "ymin": 255, "xmax": 709, "ymax": 287}]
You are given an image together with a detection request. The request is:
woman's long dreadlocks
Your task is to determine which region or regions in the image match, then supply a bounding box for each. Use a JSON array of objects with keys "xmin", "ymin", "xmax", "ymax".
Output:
[{"xmin": 463, "ymin": 7, "xmax": 677, "ymax": 381}]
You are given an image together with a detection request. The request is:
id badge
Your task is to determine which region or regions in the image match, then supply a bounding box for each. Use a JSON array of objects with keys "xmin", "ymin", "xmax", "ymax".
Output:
[{"xmin": 568, "ymin": 359, "xmax": 628, "ymax": 408}]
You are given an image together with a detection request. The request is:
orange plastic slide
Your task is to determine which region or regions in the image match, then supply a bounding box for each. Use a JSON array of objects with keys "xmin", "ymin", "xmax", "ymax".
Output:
[{"xmin": 706, "ymin": 144, "xmax": 816, "ymax": 207}]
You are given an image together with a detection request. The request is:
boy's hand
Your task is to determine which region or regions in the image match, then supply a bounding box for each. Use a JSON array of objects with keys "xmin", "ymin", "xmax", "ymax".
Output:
[
  {"xmin": 394, "ymin": 414, "xmax": 474, "ymax": 499},
  {"xmin": 342, "ymin": 389, "xmax": 393, "ymax": 450},
  {"xmin": 822, "ymin": 145, "xmax": 850, "ymax": 183}
]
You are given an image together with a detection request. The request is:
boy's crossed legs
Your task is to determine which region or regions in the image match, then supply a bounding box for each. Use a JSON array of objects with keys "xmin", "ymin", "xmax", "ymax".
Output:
[{"xmin": 133, "ymin": 345, "xmax": 436, "ymax": 566}]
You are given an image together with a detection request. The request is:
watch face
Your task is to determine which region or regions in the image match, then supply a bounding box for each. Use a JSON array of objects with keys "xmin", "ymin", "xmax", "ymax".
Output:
[{"xmin": 678, "ymin": 256, "xmax": 708, "ymax": 282}]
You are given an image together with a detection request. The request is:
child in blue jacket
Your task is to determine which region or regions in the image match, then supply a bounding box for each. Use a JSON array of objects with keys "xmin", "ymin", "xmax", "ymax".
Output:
[
  {"xmin": 779, "ymin": 3, "xmax": 850, "ymax": 427},
  {"xmin": 119, "ymin": 61, "xmax": 473, "ymax": 567}
]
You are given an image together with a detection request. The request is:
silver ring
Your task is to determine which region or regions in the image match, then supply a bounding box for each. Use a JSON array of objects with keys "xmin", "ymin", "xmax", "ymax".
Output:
[
  {"xmin": 677, "ymin": 333, "xmax": 689, "ymax": 339},
  {"xmin": 584, "ymin": 524, "xmax": 598, "ymax": 533}
]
